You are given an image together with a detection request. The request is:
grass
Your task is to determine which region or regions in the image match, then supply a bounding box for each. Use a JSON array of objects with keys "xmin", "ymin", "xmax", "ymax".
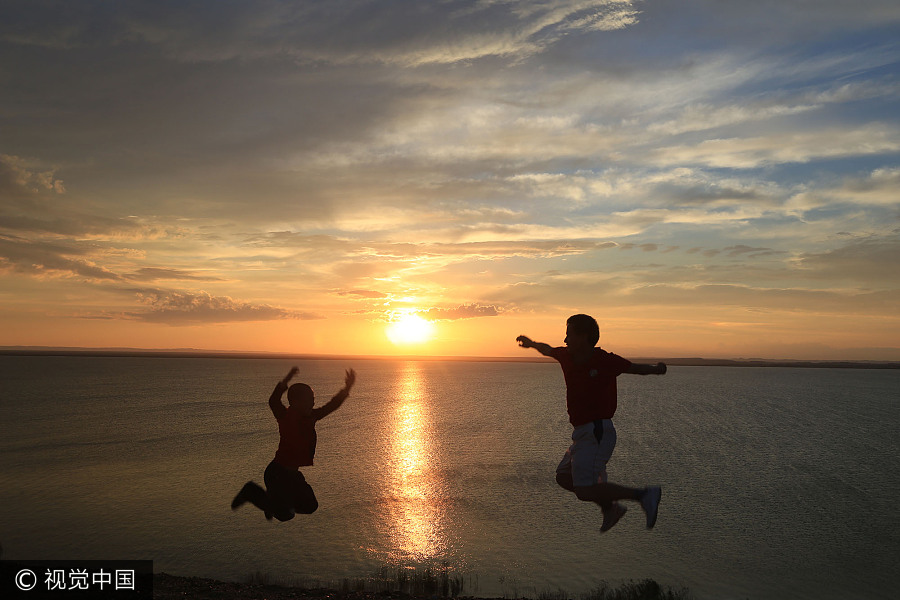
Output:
[
  {"xmin": 579, "ymin": 579, "xmax": 692, "ymax": 600},
  {"xmin": 530, "ymin": 579, "xmax": 692, "ymax": 600},
  {"xmin": 342, "ymin": 564, "xmax": 468, "ymax": 597},
  {"xmin": 244, "ymin": 570, "xmax": 274, "ymax": 586}
]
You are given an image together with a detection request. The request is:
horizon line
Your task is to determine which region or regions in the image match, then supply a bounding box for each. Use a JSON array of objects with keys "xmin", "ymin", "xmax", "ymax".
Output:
[{"xmin": 1, "ymin": 346, "xmax": 899, "ymax": 368}]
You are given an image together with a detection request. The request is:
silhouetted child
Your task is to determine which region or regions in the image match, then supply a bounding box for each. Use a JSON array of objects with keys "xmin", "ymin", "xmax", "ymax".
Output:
[
  {"xmin": 232, "ymin": 366, "xmax": 356, "ymax": 521},
  {"xmin": 517, "ymin": 314, "xmax": 666, "ymax": 532}
]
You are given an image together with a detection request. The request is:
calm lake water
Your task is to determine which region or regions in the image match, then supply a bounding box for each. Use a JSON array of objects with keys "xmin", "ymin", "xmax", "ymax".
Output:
[{"xmin": 0, "ymin": 356, "xmax": 897, "ymax": 599}]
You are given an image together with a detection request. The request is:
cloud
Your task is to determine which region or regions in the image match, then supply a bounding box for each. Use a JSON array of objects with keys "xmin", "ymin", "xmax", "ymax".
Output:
[
  {"xmin": 128, "ymin": 267, "xmax": 224, "ymax": 282},
  {"xmin": 618, "ymin": 243, "xmax": 659, "ymax": 252},
  {"xmin": 785, "ymin": 166, "xmax": 900, "ymax": 214},
  {"xmin": 0, "ymin": 154, "xmax": 66, "ymax": 197},
  {"xmin": 723, "ymin": 245, "xmax": 784, "ymax": 258},
  {"xmin": 425, "ymin": 240, "xmax": 617, "ymax": 258},
  {"xmin": 638, "ymin": 1, "xmax": 900, "ymax": 52},
  {"xmin": 832, "ymin": 167, "xmax": 900, "ymax": 207},
  {"xmin": 121, "ymin": 290, "xmax": 322, "ymax": 325},
  {"xmin": 646, "ymin": 81, "xmax": 900, "ymax": 137},
  {"xmin": 420, "ymin": 304, "xmax": 501, "ymax": 320},
  {"xmin": 0, "ymin": 1, "xmax": 640, "ymax": 65},
  {"xmin": 247, "ymin": 233, "xmax": 617, "ymax": 265},
  {"xmin": 337, "ymin": 289, "xmax": 389, "ymax": 299},
  {"xmin": 0, "ymin": 234, "xmax": 121, "ymax": 281},
  {"xmin": 0, "ymin": 230, "xmax": 206, "ymax": 285},
  {"xmin": 643, "ymin": 175, "xmax": 778, "ymax": 208},
  {"xmin": 623, "ymin": 283, "xmax": 900, "ymax": 314},
  {"xmin": 797, "ymin": 236, "xmax": 900, "ymax": 285},
  {"xmin": 0, "ymin": 155, "xmax": 156, "ymax": 239},
  {"xmin": 652, "ymin": 125, "xmax": 900, "ymax": 169}
]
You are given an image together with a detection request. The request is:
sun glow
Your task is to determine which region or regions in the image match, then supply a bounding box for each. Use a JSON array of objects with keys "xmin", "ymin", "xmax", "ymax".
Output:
[{"xmin": 386, "ymin": 313, "xmax": 435, "ymax": 345}]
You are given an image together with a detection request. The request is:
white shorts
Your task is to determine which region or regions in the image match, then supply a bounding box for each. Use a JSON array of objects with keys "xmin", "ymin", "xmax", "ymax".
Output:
[{"xmin": 556, "ymin": 419, "xmax": 617, "ymax": 487}]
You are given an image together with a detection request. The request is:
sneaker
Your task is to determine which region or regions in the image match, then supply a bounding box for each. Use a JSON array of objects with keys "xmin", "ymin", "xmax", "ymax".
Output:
[
  {"xmin": 639, "ymin": 486, "xmax": 661, "ymax": 528},
  {"xmin": 600, "ymin": 502, "xmax": 627, "ymax": 532}
]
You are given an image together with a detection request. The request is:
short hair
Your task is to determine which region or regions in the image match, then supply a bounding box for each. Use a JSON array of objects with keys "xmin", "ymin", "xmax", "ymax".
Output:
[
  {"xmin": 567, "ymin": 314, "xmax": 600, "ymax": 346},
  {"xmin": 288, "ymin": 382, "xmax": 314, "ymax": 404}
]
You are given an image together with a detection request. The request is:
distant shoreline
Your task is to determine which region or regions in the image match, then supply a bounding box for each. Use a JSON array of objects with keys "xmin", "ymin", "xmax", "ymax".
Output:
[{"xmin": 1, "ymin": 347, "xmax": 898, "ymax": 369}]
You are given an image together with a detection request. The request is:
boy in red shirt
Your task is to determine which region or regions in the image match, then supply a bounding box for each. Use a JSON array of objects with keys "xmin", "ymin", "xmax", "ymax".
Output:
[
  {"xmin": 232, "ymin": 366, "xmax": 356, "ymax": 521},
  {"xmin": 517, "ymin": 314, "xmax": 666, "ymax": 532}
]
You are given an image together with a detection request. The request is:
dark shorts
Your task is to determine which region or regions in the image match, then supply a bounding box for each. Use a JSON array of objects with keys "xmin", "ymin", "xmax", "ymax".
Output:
[{"xmin": 264, "ymin": 460, "xmax": 319, "ymax": 521}]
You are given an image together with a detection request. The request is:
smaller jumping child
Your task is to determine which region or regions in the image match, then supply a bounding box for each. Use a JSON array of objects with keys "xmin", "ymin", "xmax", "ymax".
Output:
[{"xmin": 232, "ymin": 366, "xmax": 356, "ymax": 521}]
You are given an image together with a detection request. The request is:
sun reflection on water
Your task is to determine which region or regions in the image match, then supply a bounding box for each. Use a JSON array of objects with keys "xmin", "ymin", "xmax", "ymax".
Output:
[{"xmin": 385, "ymin": 362, "xmax": 448, "ymax": 562}]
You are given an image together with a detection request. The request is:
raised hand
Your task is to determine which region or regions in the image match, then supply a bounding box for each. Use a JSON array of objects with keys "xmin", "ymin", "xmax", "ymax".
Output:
[
  {"xmin": 344, "ymin": 368, "xmax": 357, "ymax": 390},
  {"xmin": 281, "ymin": 366, "xmax": 300, "ymax": 386}
]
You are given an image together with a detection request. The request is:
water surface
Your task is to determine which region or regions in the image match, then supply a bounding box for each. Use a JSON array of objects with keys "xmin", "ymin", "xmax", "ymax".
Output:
[{"xmin": 1, "ymin": 356, "xmax": 897, "ymax": 599}]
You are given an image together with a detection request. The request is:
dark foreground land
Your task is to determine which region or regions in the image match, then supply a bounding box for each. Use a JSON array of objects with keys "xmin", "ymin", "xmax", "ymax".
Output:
[
  {"xmin": 154, "ymin": 573, "xmax": 410, "ymax": 600},
  {"xmin": 153, "ymin": 573, "xmax": 692, "ymax": 600}
]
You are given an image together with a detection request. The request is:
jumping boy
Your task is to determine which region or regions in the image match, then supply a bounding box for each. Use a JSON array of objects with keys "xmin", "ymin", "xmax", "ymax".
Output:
[
  {"xmin": 232, "ymin": 366, "xmax": 356, "ymax": 521},
  {"xmin": 517, "ymin": 314, "xmax": 666, "ymax": 532}
]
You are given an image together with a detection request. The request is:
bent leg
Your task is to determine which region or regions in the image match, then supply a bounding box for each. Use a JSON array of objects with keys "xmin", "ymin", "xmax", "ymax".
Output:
[
  {"xmin": 232, "ymin": 481, "xmax": 274, "ymax": 519},
  {"xmin": 555, "ymin": 471, "xmax": 575, "ymax": 492},
  {"xmin": 555, "ymin": 447, "xmax": 581, "ymax": 494},
  {"xmin": 264, "ymin": 461, "xmax": 297, "ymax": 521},
  {"xmin": 292, "ymin": 471, "xmax": 319, "ymax": 515},
  {"xmin": 569, "ymin": 419, "xmax": 638, "ymax": 531},
  {"xmin": 569, "ymin": 420, "xmax": 622, "ymax": 509},
  {"xmin": 573, "ymin": 482, "xmax": 641, "ymax": 503},
  {"xmin": 575, "ymin": 482, "xmax": 662, "ymax": 529},
  {"xmin": 557, "ymin": 449, "xmax": 616, "ymax": 513}
]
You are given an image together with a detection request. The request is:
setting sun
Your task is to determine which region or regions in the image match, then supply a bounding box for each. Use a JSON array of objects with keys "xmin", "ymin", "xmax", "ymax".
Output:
[{"xmin": 386, "ymin": 313, "xmax": 435, "ymax": 345}]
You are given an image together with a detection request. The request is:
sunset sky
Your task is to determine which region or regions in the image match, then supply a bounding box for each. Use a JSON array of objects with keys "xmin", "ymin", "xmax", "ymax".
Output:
[{"xmin": 1, "ymin": 1, "xmax": 898, "ymax": 360}]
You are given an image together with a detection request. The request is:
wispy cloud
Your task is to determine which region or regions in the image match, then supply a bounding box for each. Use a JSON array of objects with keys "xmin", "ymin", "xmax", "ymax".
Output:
[
  {"xmin": 0, "ymin": 1, "xmax": 641, "ymax": 65},
  {"xmin": 797, "ymin": 236, "xmax": 900, "ymax": 285},
  {"xmin": 128, "ymin": 267, "xmax": 224, "ymax": 282},
  {"xmin": 421, "ymin": 304, "xmax": 501, "ymax": 320},
  {"xmin": 120, "ymin": 290, "xmax": 322, "ymax": 325},
  {"xmin": 0, "ymin": 234, "xmax": 121, "ymax": 281},
  {"xmin": 652, "ymin": 125, "xmax": 900, "ymax": 169},
  {"xmin": 0, "ymin": 154, "xmax": 66, "ymax": 196}
]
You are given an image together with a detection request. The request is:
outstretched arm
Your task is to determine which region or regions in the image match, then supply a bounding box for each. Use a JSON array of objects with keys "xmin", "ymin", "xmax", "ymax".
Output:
[
  {"xmin": 313, "ymin": 368, "xmax": 356, "ymax": 420},
  {"xmin": 268, "ymin": 366, "xmax": 299, "ymax": 419},
  {"xmin": 516, "ymin": 335, "xmax": 555, "ymax": 357},
  {"xmin": 626, "ymin": 362, "xmax": 667, "ymax": 375}
]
